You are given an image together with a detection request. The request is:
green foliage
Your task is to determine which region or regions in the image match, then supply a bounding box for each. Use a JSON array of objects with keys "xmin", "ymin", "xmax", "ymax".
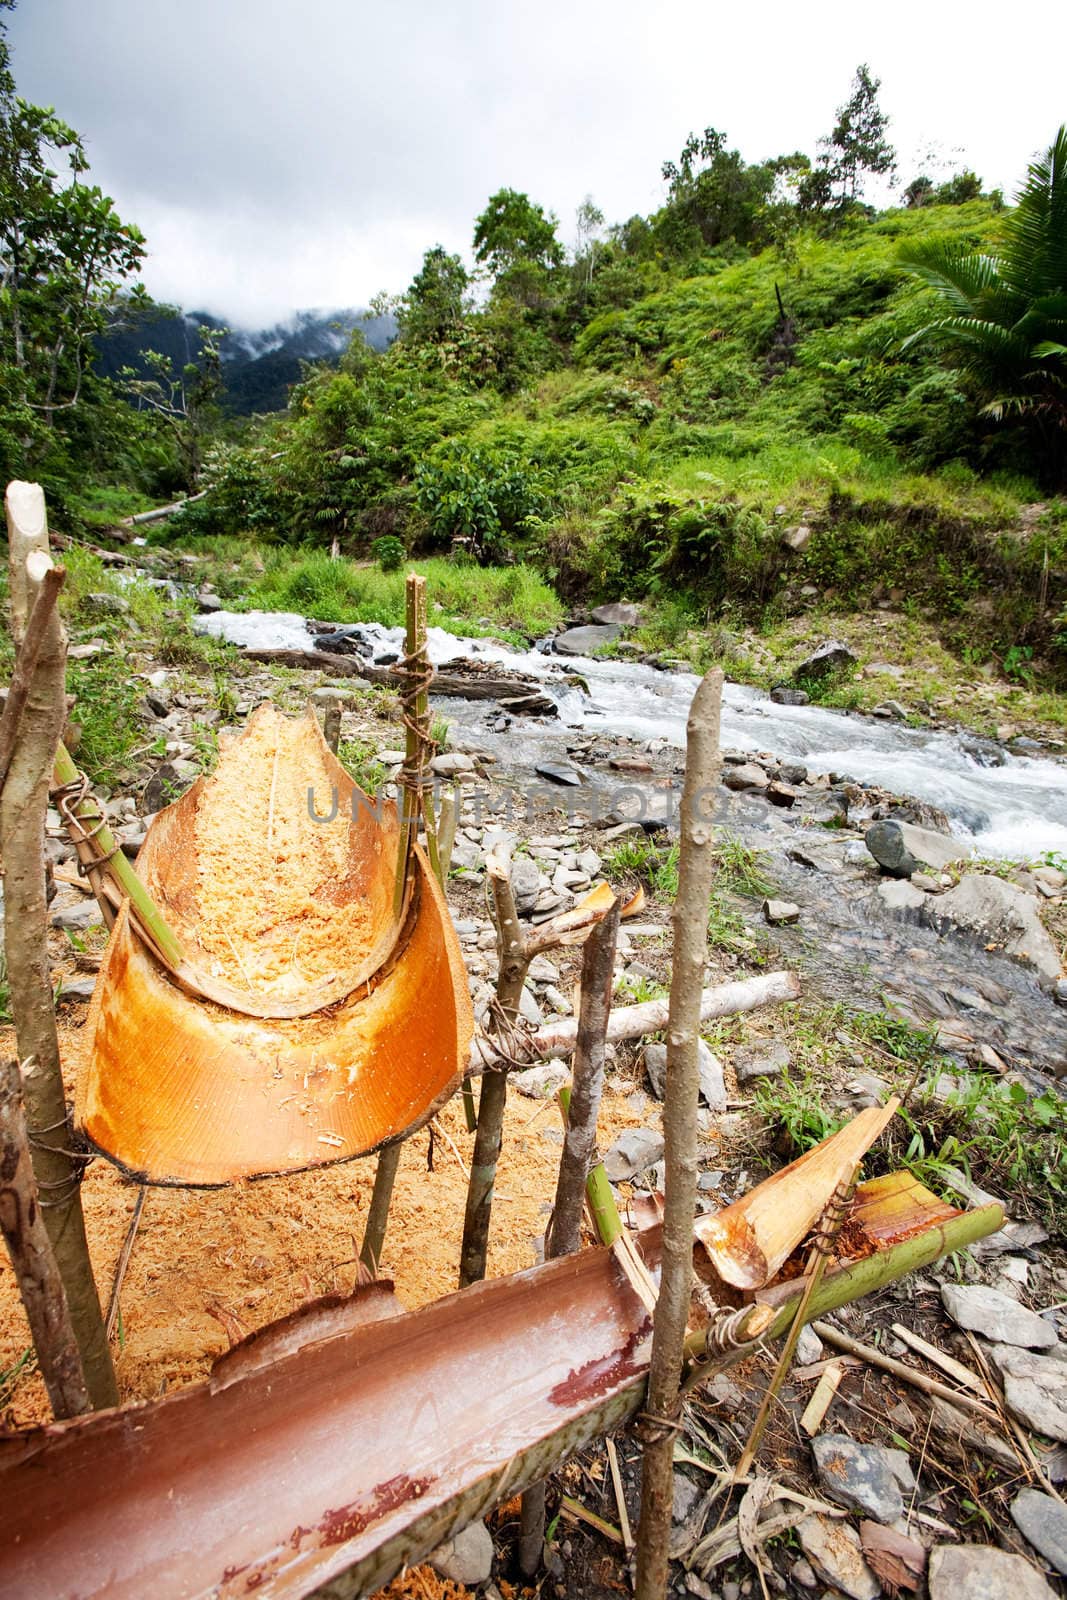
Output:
[
  {"xmin": 371, "ymin": 534, "xmax": 405, "ymax": 572},
  {"xmin": 120, "ymin": 324, "xmax": 225, "ymax": 489},
  {"xmin": 397, "ymin": 245, "xmax": 470, "ymax": 345},
  {"xmin": 799, "ymin": 64, "xmax": 896, "ymax": 214},
  {"xmin": 67, "ymin": 655, "xmax": 142, "ymax": 784},
  {"xmin": 902, "ymin": 127, "xmax": 1067, "ymax": 483},
  {"xmin": 337, "ymin": 739, "xmax": 387, "ymax": 795},
  {"xmin": 415, "ymin": 443, "xmax": 551, "ymax": 561},
  {"xmin": 473, "ymin": 188, "xmax": 564, "ymax": 276},
  {"xmin": 246, "ymin": 550, "xmax": 562, "ymax": 639}
]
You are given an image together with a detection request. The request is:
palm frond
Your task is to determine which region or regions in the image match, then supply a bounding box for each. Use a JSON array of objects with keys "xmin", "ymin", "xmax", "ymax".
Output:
[{"xmin": 899, "ymin": 244, "xmax": 1002, "ymax": 317}]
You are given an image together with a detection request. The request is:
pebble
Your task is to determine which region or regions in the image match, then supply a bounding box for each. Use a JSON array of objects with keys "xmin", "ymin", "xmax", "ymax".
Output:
[
  {"xmin": 928, "ymin": 1543, "xmax": 1056, "ymax": 1600},
  {"xmin": 733, "ymin": 1040, "xmax": 791, "ymax": 1083},
  {"xmin": 1012, "ymin": 1488, "xmax": 1067, "ymax": 1575},
  {"xmin": 50, "ymin": 899, "xmax": 104, "ymax": 932},
  {"xmin": 762, "ymin": 898, "xmax": 800, "ymax": 925},
  {"xmin": 603, "ymin": 1128, "xmax": 665, "ymax": 1183},
  {"xmin": 941, "ymin": 1284, "xmax": 1058, "ymax": 1349},
  {"xmin": 811, "ymin": 1433, "xmax": 904, "ymax": 1524},
  {"xmin": 643, "ymin": 1041, "xmax": 726, "ymax": 1111}
]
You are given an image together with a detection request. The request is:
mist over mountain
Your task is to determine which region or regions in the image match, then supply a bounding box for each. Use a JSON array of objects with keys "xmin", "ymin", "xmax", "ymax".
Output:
[{"xmin": 98, "ymin": 305, "xmax": 396, "ymax": 415}]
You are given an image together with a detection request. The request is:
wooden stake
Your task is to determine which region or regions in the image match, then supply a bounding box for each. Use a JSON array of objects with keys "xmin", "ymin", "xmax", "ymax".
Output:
[
  {"xmin": 0, "ymin": 482, "xmax": 117, "ymax": 1411},
  {"xmin": 634, "ymin": 668, "xmax": 723, "ymax": 1600},
  {"xmin": 362, "ymin": 574, "xmax": 434, "ymax": 1273},
  {"xmin": 0, "ymin": 1059, "xmax": 91, "ymax": 1418},
  {"xmin": 0, "ymin": 561, "xmax": 65, "ymax": 794},
  {"xmin": 521, "ymin": 896, "xmax": 621, "ymax": 1575},
  {"xmin": 545, "ymin": 898, "xmax": 620, "ymax": 1258},
  {"xmin": 459, "ymin": 840, "xmax": 529, "ymax": 1289}
]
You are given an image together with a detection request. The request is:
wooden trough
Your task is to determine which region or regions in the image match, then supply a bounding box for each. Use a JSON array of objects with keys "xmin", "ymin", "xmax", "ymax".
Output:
[
  {"xmin": 0, "ymin": 1140, "xmax": 1002, "ymax": 1600},
  {"xmin": 75, "ymin": 704, "xmax": 473, "ymax": 1186}
]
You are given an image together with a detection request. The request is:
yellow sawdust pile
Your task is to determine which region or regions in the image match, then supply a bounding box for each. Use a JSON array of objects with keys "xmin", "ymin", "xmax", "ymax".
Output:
[{"xmin": 191, "ymin": 710, "xmax": 376, "ymax": 999}]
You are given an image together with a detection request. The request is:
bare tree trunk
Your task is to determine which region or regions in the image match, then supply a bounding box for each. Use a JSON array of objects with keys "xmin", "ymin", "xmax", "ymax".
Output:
[
  {"xmin": 0, "ymin": 562, "xmax": 65, "ymax": 791},
  {"xmin": 1, "ymin": 482, "xmax": 118, "ymax": 1411},
  {"xmin": 634, "ymin": 669, "xmax": 723, "ymax": 1600},
  {"xmin": 459, "ymin": 844, "xmax": 529, "ymax": 1289},
  {"xmin": 545, "ymin": 898, "xmax": 620, "ymax": 1258},
  {"xmin": 0, "ymin": 1059, "xmax": 91, "ymax": 1418}
]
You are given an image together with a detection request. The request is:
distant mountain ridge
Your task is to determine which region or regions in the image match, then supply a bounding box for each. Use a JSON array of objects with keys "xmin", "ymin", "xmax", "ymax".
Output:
[{"xmin": 97, "ymin": 305, "xmax": 396, "ymax": 415}]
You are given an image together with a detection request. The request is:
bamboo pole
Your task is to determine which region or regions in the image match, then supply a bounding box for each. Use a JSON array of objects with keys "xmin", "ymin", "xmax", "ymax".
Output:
[
  {"xmin": 635, "ymin": 668, "xmax": 723, "ymax": 1600},
  {"xmin": 0, "ymin": 1059, "xmax": 92, "ymax": 1418},
  {"xmin": 0, "ymin": 482, "xmax": 117, "ymax": 1410},
  {"xmin": 362, "ymin": 575, "xmax": 433, "ymax": 1273}
]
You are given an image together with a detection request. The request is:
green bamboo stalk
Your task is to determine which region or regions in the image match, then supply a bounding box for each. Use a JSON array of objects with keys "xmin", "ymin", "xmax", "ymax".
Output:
[
  {"xmin": 557, "ymin": 1084, "xmax": 623, "ymax": 1249},
  {"xmin": 52, "ymin": 741, "xmax": 185, "ymax": 970}
]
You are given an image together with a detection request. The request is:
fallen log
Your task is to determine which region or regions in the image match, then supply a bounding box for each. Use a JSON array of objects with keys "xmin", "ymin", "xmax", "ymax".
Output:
[
  {"xmin": 123, "ymin": 490, "xmax": 206, "ymax": 526},
  {"xmin": 469, "ymin": 970, "xmax": 801, "ymax": 1074},
  {"xmin": 242, "ymin": 646, "xmax": 548, "ymax": 704},
  {"xmin": 0, "ymin": 1162, "xmax": 1002, "ymax": 1600}
]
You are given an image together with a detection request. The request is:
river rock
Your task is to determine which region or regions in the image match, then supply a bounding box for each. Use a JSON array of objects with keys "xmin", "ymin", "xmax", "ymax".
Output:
[
  {"xmin": 923, "ymin": 875, "xmax": 1063, "ymax": 982},
  {"xmin": 534, "ymin": 759, "xmax": 584, "ymax": 787},
  {"xmin": 430, "ymin": 751, "xmax": 476, "ymax": 776},
  {"xmin": 770, "ymin": 685, "xmax": 809, "ymax": 706},
  {"xmin": 793, "ymin": 639, "xmax": 858, "ymax": 680},
  {"xmin": 812, "ymin": 1434, "xmax": 904, "ymax": 1523},
  {"xmin": 990, "ymin": 1344, "xmax": 1067, "ymax": 1440},
  {"xmin": 865, "ymin": 819, "xmax": 958, "ymax": 876},
  {"xmin": 449, "ymin": 838, "xmax": 483, "ymax": 872},
  {"xmin": 511, "ymin": 1060, "xmax": 570, "ymax": 1100},
  {"xmin": 50, "ymin": 899, "xmax": 104, "ymax": 932},
  {"xmin": 429, "ymin": 1520, "xmax": 494, "ymax": 1586},
  {"xmin": 722, "ymin": 762, "xmax": 769, "ymax": 791},
  {"xmin": 553, "ymin": 623, "xmax": 621, "ymax": 656},
  {"xmin": 142, "ymin": 761, "xmax": 194, "ymax": 812},
  {"xmin": 941, "ymin": 1284, "xmax": 1058, "ymax": 1349},
  {"xmin": 781, "ymin": 523, "xmax": 811, "ymax": 552},
  {"xmin": 733, "ymin": 1040, "xmax": 791, "ymax": 1083},
  {"xmin": 763, "ymin": 898, "xmax": 800, "ymax": 925},
  {"xmin": 1012, "ymin": 1488, "xmax": 1067, "ymax": 1574},
  {"xmin": 509, "ymin": 857, "xmax": 542, "ymax": 910},
  {"xmin": 796, "ymin": 1514, "xmax": 879, "ymax": 1600},
  {"xmin": 603, "ymin": 1128, "xmax": 665, "ymax": 1183},
  {"xmin": 592, "ymin": 602, "xmax": 643, "ymax": 626},
  {"xmin": 765, "ymin": 780, "xmax": 797, "ymax": 807},
  {"xmin": 877, "ymin": 879, "xmax": 927, "ymax": 916},
  {"xmin": 928, "ymin": 1544, "xmax": 1056, "ymax": 1600},
  {"xmin": 644, "ymin": 1040, "xmax": 726, "ymax": 1110},
  {"xmin": 85, "ymin": 591, "xmax": 130, "ymax": 617}
]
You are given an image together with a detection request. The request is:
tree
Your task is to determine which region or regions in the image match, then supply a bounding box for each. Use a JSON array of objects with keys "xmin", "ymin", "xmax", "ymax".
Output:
[
  {"xmin": 799, "ymin": 64, "xmax": 895, "ymax": 213},
  {"xmin": 120, "ymin": 325, "xmax": 224, "ymax": 489},
  {"xmin": 659, "ymin": 128, "xmax": 807, "ymax": 253},
  {"xmin": 0, "ymin": 7, "xmax": 145, "ymax": 476},
  {"xmin": 574, "ymin": 195, "xmax": 604, "ymax": 286},
  {"xmin": 472, "ymin": 189, "xmax": 564, "ymax": 276},
  {"xmin": 397, "ymin": 245, "xmax": 469, "ymax": 344},
  {"xmin": 901, "ymin": 127, "xmax": 1067, "ymax": 482}
]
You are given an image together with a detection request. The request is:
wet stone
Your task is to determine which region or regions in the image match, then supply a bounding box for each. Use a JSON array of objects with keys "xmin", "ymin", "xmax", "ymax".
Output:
[{"xmin": 770, "ymin": 685, "xmax": 809, "ymax": 706}]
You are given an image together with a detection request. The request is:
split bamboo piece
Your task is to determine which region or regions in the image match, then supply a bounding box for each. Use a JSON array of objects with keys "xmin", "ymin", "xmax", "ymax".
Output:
[{"xmin": 695, "ymin": 1099, "xmax": 899, "ymax": 1290}]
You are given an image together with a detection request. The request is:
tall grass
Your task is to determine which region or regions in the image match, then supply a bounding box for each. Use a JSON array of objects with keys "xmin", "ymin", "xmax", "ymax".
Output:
[{"xmin": 247, "ymin": 552, "xmax": 564, "ymax": 640}]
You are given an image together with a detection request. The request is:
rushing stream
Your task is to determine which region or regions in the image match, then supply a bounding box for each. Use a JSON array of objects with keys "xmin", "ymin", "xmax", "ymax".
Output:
[{"xmin": 197, "ymin": 609, "xmax": 1067, "ymax": 861}]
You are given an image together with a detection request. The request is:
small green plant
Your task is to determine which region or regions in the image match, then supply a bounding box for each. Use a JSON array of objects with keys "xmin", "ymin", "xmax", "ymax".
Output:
[
  {"xmin": 338, "ymin": 739, "xmax": 387, "ymax": 795},
  {"xmin": 371, "ymin": 534, "xmax": 405, "ymax": 573},
  {"xmin": 1002, "ymin": 643, "xmax": 1035, "ymax": 684}
]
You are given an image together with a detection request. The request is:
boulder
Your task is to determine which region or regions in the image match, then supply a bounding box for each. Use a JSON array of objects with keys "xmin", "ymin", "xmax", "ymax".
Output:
[
  {"xmin": 722, "ymin": 762, "xmax": 769, "ymax": 792},
  {"xmin": 941, "ymin": 1284, "xmax": 1058, "ymax": 1349},
  {"xmin": 430, "ymin": 751, "xmax": 476, "ymax": 776},
  {"xmin": 793, "ymin": 640, "xmax": 857, "ymax": 681},
  {"xmin": 591, "ymin": 602, "xmax": 643, "ymax": 626},
  {"xmin": 770, "ymin": 685, "xmax": 809, "ymax": 706},
  {"xmin": 928, "ymin": 1544, "xmax": 1056, "ymax": 1600},
  {"xmin": 553, "ymin": 624, "xmax": 621, "ymax": 656},
  {"xmin": 1012, "ymin": 1488, "xmax": 1067, "ymax": 1575},
  {"xmin": 812, "ymin": 1434, "xmax": 904, "ymax": 1524},
  {"xmin": 865, "ymin": 819, "xmax": 958, "ymax": 877},
  {"xmin": 923, "ymin": 874, "xmax": 1063, "ymax": 981}
]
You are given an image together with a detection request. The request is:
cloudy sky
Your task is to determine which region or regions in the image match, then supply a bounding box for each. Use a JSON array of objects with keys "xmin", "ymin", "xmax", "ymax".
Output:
[{"xmin": 8, "ymin": 0, "xmax": 1064, "ymax": 330}]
